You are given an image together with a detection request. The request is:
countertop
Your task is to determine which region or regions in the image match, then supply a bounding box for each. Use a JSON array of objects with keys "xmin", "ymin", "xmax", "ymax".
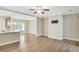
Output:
[{"xmin": 0, "ymin": 31, "xmax": 20, "ymax": 34}]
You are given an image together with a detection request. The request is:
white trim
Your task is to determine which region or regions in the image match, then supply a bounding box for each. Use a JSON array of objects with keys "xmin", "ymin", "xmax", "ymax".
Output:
[
  {"xmin": 48, "ymin": 35, "xmax": 63, "ymax": 40},
  {"xmin": 0, "ymin": 40, "xmax": 20, "ymax": 46},
  {"xmin": 42, "ymin": 34, "xmax": 48, "ymax": 37},
  {"xmin": 63, "ymin": 37, "xmax": 79, "ymax": 41},
  {"xmin": 36, "ymin": 34, "xmax": 43, "ymax": 37}
]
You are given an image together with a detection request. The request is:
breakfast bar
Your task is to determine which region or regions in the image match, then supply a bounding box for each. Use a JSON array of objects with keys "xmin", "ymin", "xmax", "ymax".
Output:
[{"xmin": 0, "ymin": 32, "xmax": 20, "ymax": 46}]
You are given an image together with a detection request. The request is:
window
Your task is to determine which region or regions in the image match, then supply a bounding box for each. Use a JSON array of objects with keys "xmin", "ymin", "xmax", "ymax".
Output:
[{"xmin": 13, "ymin": 22, "xmax": 25, "ymax": 31}]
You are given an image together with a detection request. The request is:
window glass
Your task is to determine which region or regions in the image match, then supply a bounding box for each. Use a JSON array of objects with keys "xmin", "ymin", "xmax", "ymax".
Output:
[{"xmin": 13, "ymin": 22, "xmax": 25, "ymax": 31}]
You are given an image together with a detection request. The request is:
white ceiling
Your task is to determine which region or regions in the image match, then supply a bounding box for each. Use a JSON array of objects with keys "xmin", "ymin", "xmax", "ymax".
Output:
[{"xmin": 0, "ymin": 6, "xmax": 79, "ymax": 18}]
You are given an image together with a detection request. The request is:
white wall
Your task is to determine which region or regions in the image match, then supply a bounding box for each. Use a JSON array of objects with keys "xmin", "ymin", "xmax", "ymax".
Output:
[
  {"xmin": 37, "ymin": 16, "xmax": 63, "ymax": 40},
  {"xmin": 37, "ymin": 18, "xmax": 43, "ymax": 36},
  {"xmin": 11, "ymin": 14, "xmax": 31, "ymax": 20},
  {"xmin": 42, "ymin": 18, "xmax": 48, "ymax": 36},
  {"xmin": 37, "ymin": 18, "xmax": 48, "ymax": 36},
  {"xmin": 24, "ymin": 21, "xmax": 29, "ymax": 33},
  {"xmin": 48, "ymin": 15, "xmax": 63, "ymax": 40},
  {"xmin": 29, "ymin": 17, "xmax": 37, "ymax": 35},
  {"xmin": 63, "ymin": 14, "xmax": 79, "ymax": 41}
]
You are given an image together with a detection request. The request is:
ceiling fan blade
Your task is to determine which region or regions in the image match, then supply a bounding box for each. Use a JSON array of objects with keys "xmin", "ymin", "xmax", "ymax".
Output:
[
  {"xmin": 41, "ymin": 12, "xmax": 45, "ymax": 14},
  {"xmin": 43, "ymin": 9, "xmax": 49, "ymax": 11},
  {"xmin": 34, "ymin": 12, "xmax": 37, "ymax": 14}
]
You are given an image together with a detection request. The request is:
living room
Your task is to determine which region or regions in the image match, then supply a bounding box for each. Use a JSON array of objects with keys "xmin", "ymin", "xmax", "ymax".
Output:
[{"xmin": 0, "ymin": 6, "xmax": 79, "ymax": 52}]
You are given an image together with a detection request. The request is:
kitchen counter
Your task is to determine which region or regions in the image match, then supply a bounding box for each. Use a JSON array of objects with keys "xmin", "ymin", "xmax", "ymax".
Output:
[
  {"xmin": 0, "ymin": 31, "xmax": 20, "ymax": 34},
  {"xmin": 0, "ymin": 31, "xmax": 20, "ymax": 46}
]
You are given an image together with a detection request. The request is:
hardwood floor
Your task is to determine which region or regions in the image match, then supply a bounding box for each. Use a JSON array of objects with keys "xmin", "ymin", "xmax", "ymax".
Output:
[{"xmin": 0, "ymin": 33, "xmax": 79, "ymax": 52}]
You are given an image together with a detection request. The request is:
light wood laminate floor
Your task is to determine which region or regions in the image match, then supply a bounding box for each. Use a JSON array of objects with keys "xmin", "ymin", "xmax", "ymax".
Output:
[{"xmin": 0, "ymin": 33, "xmax": 79, "ymax": 52}]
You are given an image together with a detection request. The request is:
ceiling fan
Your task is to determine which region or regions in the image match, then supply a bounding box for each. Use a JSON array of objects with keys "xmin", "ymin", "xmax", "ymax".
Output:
[{"xmin": 29, "ymin": 6, "xmax": 49, "ymax": 14}]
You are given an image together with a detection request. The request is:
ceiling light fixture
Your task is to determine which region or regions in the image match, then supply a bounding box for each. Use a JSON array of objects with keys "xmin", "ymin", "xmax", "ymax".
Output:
[
  {"xmin": 29, "ymin": 6, "xmax": 49, "ymax": 14},
  {"xmin": 37, "ymin": 10, "xmax": 42, "ymax": 13}
]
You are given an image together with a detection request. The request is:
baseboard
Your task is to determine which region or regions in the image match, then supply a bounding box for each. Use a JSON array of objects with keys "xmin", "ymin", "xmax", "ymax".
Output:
[
  {"xmin": 37, "ymin": 35, "xmax": 48, "ymax": 37},
  {"xmin": 36, "ymin": 34, "xmax": 42, "ymax": 37},
  {"xmin": 63, "ymin": 37, "xmax": 79, "ymax": 41},
  {"xmin": 0, "ymin": 40, "xmax": 20, "ymax": 46},
  {"xmin": 37, "ymin": 35, "xmax": 63, "ymax": 40},
  {"xmin": 48, "ymin": 35, "xmax": 63, "ymax": 40}
]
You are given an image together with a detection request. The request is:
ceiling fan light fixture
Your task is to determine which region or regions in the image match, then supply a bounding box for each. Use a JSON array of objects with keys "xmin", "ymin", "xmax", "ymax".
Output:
[
  {"xmin": 37, "ymin": 10, "xmax": 41, "ymax": 13},
  {"xmin": 29, "ymin": 6, "xmax": 49, "ymax": 14}
]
